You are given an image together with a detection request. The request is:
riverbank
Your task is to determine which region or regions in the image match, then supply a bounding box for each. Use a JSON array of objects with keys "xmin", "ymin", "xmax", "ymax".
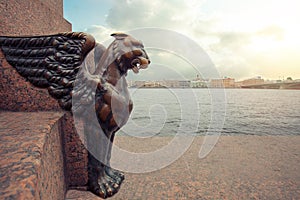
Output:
[{"xmin": 66, "ymin": 135, "xmax": 300, "ymax": 199}]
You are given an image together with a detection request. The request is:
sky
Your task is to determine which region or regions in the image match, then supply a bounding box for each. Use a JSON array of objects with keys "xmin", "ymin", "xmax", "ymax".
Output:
[{"xmin": 63, "ymin": 0, "xmax": 300, "ymax": 81}]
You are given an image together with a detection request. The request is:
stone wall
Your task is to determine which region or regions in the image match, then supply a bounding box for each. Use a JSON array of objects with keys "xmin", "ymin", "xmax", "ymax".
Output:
[
  {"xmin": 0, "ymin": 112, "xmax": 66, "ymax": 199},
  {"xmin": 0, "ymin": 0, "xmax": 72, "ymax": 111},
  {"xmin": 0, "ymin": 0, "xmax": 71, "ymax": 36},
  {"xmin": 0, "ymin": 0, "xmax": 89, "ymax": 191},
  {"xmin": 61, "ymin": 112, "xmax": 89, "ymax": 188}
]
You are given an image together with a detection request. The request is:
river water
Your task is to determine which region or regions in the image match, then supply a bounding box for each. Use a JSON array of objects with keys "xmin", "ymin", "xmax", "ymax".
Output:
[{"xmin": 119, "ymin": 88, "xmax": 300, "ymax": 136}]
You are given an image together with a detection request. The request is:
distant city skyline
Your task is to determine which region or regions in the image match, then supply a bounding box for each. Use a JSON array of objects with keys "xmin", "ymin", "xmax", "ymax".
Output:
[
  {"xmin": 127, "ymin": 76, "xmax": 300, "ymax": 89},
  {"xmin": 127, "ymin": 73, "xmax": 299, "ymax": 81},
  {"xmin": 64, "ymin": 0, "xmax": 300, "ymax": 80}
]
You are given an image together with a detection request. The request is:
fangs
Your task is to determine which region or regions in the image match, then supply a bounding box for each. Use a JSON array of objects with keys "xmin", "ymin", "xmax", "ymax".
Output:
[{"xmin": 132, "ymin": 63, "xmax": 140, "ymax": 73}]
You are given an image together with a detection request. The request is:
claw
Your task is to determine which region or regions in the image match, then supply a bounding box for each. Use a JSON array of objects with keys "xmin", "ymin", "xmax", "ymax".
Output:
[
  {"xmin": 112, "ymin": 183, "xmax": 119, "ymax": 189},
  {"xmin": 106, "ymin": 186, "xmax": 113, "ymax": 197},
  {"xmin": 99, "ymin": 184, "xmax": 107, "ymax": 199}
]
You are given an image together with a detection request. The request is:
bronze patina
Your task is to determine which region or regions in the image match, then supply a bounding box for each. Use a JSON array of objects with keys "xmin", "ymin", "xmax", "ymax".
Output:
[{"xmin": 0, "ymin": 32, "xmax": 150, "ymax": 198}]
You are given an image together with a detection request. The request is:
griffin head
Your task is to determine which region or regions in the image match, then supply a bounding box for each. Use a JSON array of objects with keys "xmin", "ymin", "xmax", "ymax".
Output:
[{"xmin": 110, "ymin": 33, "xmax": 150, "ymax": 74}]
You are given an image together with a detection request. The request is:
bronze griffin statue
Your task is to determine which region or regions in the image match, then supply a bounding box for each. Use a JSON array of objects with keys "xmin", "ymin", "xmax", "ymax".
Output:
[{"xmin": 0, "ymin": 32, "xmax": 150, "ymax": 198}]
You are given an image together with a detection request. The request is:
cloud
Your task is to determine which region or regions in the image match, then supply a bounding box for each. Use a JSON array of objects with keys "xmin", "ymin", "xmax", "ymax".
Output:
[
  {"xmin": 205, "ymin": 24, "xmax": 295, "ymax": 79},
  {"xmin": 85, "ymin": 25, "xmax": 115, "ymax": 43},
  {"xmin": 103, "ymin": 0, "xmax": 265, "ymax": 79},
  {"xmin": 106, "ymin": 0, "xmax": 205, "ymax": 31},
  {"xmin": 85, "ymin": 0, "xmax": 300, "ymax": 80}
]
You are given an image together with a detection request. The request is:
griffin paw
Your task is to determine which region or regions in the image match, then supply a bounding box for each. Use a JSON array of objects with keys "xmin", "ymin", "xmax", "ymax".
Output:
[
  {"xmin": 105, "ymin": 166, "xmax": 125, "ymax": 185},
  {"xmin": 89, "ymin": 173, "xmax": 121, "ymax": 199}
]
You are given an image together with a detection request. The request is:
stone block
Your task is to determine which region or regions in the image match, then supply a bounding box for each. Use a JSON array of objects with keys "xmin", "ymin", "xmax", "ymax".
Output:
[{"xmin": 0, "ymin": 112, "xmax": 66, "ymax": 199}]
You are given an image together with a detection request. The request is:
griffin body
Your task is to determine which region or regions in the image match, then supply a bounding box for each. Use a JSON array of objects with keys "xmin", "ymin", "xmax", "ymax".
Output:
[{"xmin": 0, "ymin": 32, "xmax": 150, "ymax": 198}]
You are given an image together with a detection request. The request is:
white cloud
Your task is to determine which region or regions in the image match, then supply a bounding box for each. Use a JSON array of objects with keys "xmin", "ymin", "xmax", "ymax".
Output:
[
  {"xmin": 85, "ymin": 25, "xmax": 115, "ymax": 44},
  {"xmin": 106, "ymin": 0, "xmax": 205, "ymax": 32},
  {"xmin": 85, "ymin": 0, "xmax": 300, "ymax": 79}
]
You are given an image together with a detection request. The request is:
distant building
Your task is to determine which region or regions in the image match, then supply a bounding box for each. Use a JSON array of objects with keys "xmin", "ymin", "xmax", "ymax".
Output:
[
  {"xmin": 190, "ymin": 79, "xmax": 207, "ymax": 88},
  {"xmin": 156, "ymin": 80, "xmax": 190, "ymax": 88},
  {"xmin": 160, "ymin": 80, "xmax": 179, "ymax": 88},
  {"xmin": 190, "ymin": 75, "xmax": 207, "ymax": 88},
  {"xmin": 237, "ymin": 77, "xmax": 264, "ymax": 87},
  {"xmin": 209, "ymin": 79, "xmax": 223, "ymax": 88},
  {"xmin": 133, "ymin": 81, "xmax": 146, "ymax": 88},
  {"xmin": 130, "ymin": 80, "xmax": 191, "ymax": 88},
  {"xmin": 178, "ymin": 80, "xmax": 191, "ymax": 88},
  {"xmin": 223, "ymin": 78, "xmax": 235, "ymax": 88},
  {"xmin": 209, "ymin": 78, "xmax": 235, "ymax": 88},
  {"xmin": 144, "ymin": 81, "xmax": 161, "ymax": 88}
]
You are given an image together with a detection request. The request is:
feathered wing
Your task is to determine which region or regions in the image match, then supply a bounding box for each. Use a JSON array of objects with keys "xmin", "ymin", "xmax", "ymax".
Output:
[{"xmin": 0, "ymin": 32, "xmax": 96, "ymax": 110}]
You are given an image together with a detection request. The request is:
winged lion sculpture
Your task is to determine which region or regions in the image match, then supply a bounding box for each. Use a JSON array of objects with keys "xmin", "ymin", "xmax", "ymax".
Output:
[{"xmin": 0, "ymin": 32, "xmax": 150, "ymax": 198}]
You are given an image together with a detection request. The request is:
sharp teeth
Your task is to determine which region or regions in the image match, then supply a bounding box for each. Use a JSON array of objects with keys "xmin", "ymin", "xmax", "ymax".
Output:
[
  {"xmin": 139, "ymin": 64, "xmax": 148, "ymax": 69},
  {"xmin": 132, "ymin": 66, "xmax": 139, "ymax": 73},
  {"xmin": 136, "ymin": 63, "xmax": 140, "ymax": 68}
]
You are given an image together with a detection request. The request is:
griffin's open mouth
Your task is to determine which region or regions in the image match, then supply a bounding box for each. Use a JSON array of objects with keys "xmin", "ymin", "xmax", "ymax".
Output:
[{"xmin": 131, "ymin": 57, "xmax": 150, "ymax": 73}]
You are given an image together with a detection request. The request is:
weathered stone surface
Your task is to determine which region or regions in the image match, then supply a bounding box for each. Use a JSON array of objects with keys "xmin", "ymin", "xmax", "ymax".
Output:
[
  {"xmin": 0, "ymin": 0, "xmax": 91, "ymax": 198},
  {"xmin": 61, "ymin": 112, "xmax": 89, "ymax": 188},
  {"xmin": 0, "ymin": 112, "xmax": 66, "ymax": 199},
  {"xmin": 0, "ymin": 0, "xmax": 71, "ymax": 36}
]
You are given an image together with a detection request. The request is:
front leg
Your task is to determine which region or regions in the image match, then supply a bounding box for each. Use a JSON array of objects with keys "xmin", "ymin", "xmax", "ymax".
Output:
[
  {"xmin": 104, "ymin": 132, "xmax": 125, "ymax": 184},
  {"xmin": 84, "ymin": 119, "xmax": 122, "ymax": 198},
  {"xmin": 104, "ymin": 99, "xmax": 133, "ymax": 184},
  {"xmin": 87, "ymin": 96, "xmax": 127, "ymax": 198},
  {"xmin": 87, "ymin": 132, "xmax": 125, "ymax": 198},
  {"xmin": 87, "ymin": 78, "xmax": 131, "ymax": 198}
]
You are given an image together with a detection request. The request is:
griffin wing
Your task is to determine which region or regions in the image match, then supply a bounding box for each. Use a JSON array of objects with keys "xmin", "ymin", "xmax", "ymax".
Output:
[{"xmin": 0, "ymin": 32, "xmax": 96, "ymax": 110}]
